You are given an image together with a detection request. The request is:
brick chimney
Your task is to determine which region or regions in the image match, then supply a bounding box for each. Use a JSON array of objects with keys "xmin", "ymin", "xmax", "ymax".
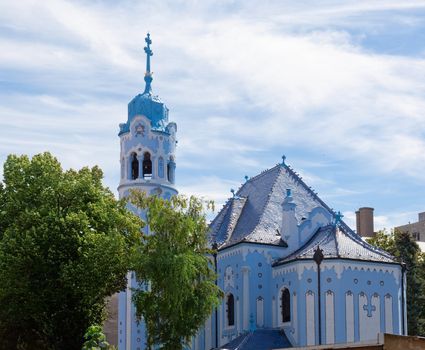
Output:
[{"xmin": 356, "ymin": 207, "xmax": 374, "ymax": 237}]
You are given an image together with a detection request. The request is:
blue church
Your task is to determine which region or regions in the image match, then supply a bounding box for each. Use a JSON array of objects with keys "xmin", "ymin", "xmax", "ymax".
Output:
[{"xmin": 117, "ymin": 34, "xmax": 407, "ymax": 350}]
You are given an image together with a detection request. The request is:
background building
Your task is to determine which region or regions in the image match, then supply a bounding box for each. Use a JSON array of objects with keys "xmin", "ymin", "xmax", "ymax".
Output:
[
  {"xmin": 356, "ymin": 207, "xmax": 375, "ymax": 238},
  {"xmin": 395, "ymin": 212, "xmax": 425, "ymax": 242}
]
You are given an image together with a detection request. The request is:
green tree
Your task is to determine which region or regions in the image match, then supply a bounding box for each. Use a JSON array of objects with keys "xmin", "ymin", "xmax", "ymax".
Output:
[
  {"xmin": 130, "ymin": 191, "xmax": 223, "ymax": 350},
  {"xmin": 82, "ymin": 325, "xmax": 116, "ymax": 350},
  {"xmin": 368, "ymin": 229, "xmax": 425, "ymax": 336},
  {"xmin": 0, "ymin": 153, "xmax": 141, "ymax": 349}
]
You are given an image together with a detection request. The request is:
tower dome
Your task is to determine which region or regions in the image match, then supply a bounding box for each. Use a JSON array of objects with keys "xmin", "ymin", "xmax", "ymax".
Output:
[{"xmin": 119, "ymin": 33, "xmax": 170, "ymax": 134}]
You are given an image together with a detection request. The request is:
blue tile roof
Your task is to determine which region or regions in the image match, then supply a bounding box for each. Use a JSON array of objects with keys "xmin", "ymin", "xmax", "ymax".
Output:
[
  {"xmin": 209, "ymin": 162, "xmax": 396, "ymax": 264},
  {"xmin": 210, "ymin": 163, "xmax": 329, "ymax": 247},
  {"xmin": 219, "ymin": 329, "xmax": 292, "ymax": 350},
  {"xmin": 274, "ymin": 224, "xmax": 395, "ymax": 265}
]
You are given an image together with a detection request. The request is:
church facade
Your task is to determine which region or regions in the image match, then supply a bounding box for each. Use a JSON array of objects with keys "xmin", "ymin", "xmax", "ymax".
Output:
[
  {"xmin": 117, "ymin": 34, "xmax": 406, "ymax": 350},
  {"xmin": 196, "ymin": 162, "xmax": 406, "ymax": 349}
]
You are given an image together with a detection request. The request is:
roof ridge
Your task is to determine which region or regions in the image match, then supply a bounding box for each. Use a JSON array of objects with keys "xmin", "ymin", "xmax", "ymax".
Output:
[
  {"xmin": 237, "ymin": 164, "xmax": 281, "ymax": 193},
  {"xmin": 283, "ymin": 163, "xmax": 333, "ymax": 212}
]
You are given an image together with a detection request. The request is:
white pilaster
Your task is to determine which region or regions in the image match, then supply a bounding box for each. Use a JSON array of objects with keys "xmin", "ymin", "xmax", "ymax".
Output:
[
  {"xmin": 345, "ymin": 292, "xmax": 354, "ymax": 343},
  {"xmin": 325, "ymin": 291, "xmax": 335, "ymax": 344},
  {"xmin": 125, "ymin": 272, "xmax": 132, "ymax": 350},
  {"xmin": 256, "ymin": 297, "xmax": 264, "ymax": 327},
  {"xmin": 306, "ymin": 291, "xmax": 315, "ymax": 346},
  {"xmin": 242, "ymin": 266, "xmax": 250, "ymax": 330},
  {"xmin": 385, "ymin": 294, "xmax": 393, "ymax": 334}
]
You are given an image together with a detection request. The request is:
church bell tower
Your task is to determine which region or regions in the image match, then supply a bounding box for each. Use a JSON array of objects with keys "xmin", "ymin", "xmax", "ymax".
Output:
[
  {"xmin": 118, "ymin": 32, "xmax": 177, "ymax": 202},
  {"xmin": 117, "ymin": 33, "xmax": 177, "ymax": 350}
]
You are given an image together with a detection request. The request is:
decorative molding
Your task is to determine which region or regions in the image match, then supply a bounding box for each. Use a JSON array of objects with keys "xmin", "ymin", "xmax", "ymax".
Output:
[
  {"xmin": 218, "ymin": 247, "xmax": 243, "ymax": 261},
  {"xmin": 224, "ymin": 266, "xmax": 235, "ymax": 289},
  {"xmin": 359, "ymin": 293, "xmax": 380, "ymax": 341}
]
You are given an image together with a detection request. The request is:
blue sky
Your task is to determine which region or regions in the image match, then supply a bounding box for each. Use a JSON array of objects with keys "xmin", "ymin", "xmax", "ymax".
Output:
[{"xmin": 1, "ymin": 0, "xmax": 425, "ymax": 231}]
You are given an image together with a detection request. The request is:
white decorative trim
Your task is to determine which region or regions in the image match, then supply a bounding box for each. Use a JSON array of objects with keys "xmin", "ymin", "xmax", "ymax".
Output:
[
  {"xmin": 345, "ymin": 291, "xmax": 354, "ymax": 343},
  {"xmin": 256, "ymin": 297, "xmax": 264, "ymax": 327},
  {"xmin": 273, "ymin": 261, "xmax": 316, "ymax": 280},
  {"xmin": 293, "ymin": 292, "xmax": 298, "ymax": 343},
  {"xmin": 359, "ymin": 293, "xmax": 381, "ymax": 341},
  {"xmin": 218, "ymin": 247, "xmax": 242, "ymax": 261},
  {"xmin": 385, "ymin": 294, "xmax": 393, "ymax": 334},
  {"xmin": 274, "ymin": 260, "xmax": 401, "ymax": 285},
  {"xmin": 306, "ymin": 291, "xmax": 315, "ymax": 346},
  {"xmin": 125, "ymin": 272, "xmax": 132, "ymax": 350},
  {"xmin": 325, "ymin": 291, "xmax": 335, "ymax": 344},
  {"xmin": 224, "ymin": 266, "xmax": 235, "ymax": 289},
  {"xmin": 242, "ymin": 266, "xmax": 250, "ymax": 330}
]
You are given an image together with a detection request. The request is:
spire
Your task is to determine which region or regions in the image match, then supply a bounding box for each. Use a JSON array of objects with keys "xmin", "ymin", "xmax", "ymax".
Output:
[{"xmin": 143, "ymin": 33, "xmax": 153, "ymax": 94}]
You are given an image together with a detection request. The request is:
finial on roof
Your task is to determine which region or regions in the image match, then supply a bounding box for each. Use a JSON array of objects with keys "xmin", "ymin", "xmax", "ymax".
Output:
[
  {"xmin": 281, "ymin": 155, "xmax": 286, "ymax": 166},
  {"xmin": 143, "ymin": 32, "xmax": 153, "ymax": 94},
  {"xmin": 334, "ymin": 211, "xmax": 344, "ymax": 226},
  {"xmin": 230, "ymin": 188, "xmax": 235, "ymax": 197},
  {"xmin": 244, "ymin": 175, "xmax": 249, "ymax": 182}
]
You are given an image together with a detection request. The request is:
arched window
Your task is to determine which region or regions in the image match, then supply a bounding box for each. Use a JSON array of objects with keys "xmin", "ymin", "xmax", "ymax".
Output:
[
  {"xmin": 131, "ymin": 153, "xmax": 139, "ymax": 180},
  {"xmin": 167, "ymin": 162, "xmax": 171, "ymax": 182},
  {"xmin": 167, "ymin": 156, "xmax": 175, "ymax": 183},
  {"xmin": 281, "ymin": 288, "xmax": 290, "ymax": 323},
  {"xmin": 226, "ymin": 293, "xmax": 235, "ymax": 326},
  {"xmin": 143, "ymin": 152, "xmax": 152, "ymax": 179}
]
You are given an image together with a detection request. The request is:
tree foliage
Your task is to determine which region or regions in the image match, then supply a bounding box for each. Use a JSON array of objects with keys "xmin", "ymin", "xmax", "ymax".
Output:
[
  {"xmin": 130, "ymin": 191, "xmax": 223, "ymax": 350},
  {"xmin": 0, "ymin": 153, "xmax": 141, "ymax": 349},
  {"xmin": 82, "ymin": 325, "xmax": 116, "ymax": 350},
  {"xmin": 368, "ymin": 230, "xmax": 425, "ymax": 336}
]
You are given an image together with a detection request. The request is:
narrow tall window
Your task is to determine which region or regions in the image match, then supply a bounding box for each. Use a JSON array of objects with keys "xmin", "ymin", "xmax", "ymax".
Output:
[
  {"xmin": 227, "ymin": 293, "xmax": 235, "ymax": 326},
  {"xmin": 143, "ymin": 152, "xmax": 152, "ymax": 179},
  {"xmin": 131, "ymin": 153, "xmax": 139, "ymax": 180},
  {"xmin": 167, "ymin": 162, "xmax": 171, "ymax": 182},
  {"xmin": 281, "ymin": 288, "xmax": 291, "ymax": 323}
]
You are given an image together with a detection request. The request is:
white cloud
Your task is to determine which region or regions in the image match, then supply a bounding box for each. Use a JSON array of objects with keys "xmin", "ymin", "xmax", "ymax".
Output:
[{"xmin": 1, "ymin": 0, "xmax": 425, "ymax": 227}]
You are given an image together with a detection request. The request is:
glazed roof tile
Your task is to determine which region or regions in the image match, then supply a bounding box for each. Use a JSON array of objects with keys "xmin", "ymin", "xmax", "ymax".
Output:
[
  {"xmin": 209, "ymin": 162, "xmax": 396, "ymax": 264},
  {"xmin": 274, "ymin": 225, "xmax": 395, "ymax": 265},
  {"xmin": 210, "ymin": 163, "xmax": 326, "ymax": 247}
]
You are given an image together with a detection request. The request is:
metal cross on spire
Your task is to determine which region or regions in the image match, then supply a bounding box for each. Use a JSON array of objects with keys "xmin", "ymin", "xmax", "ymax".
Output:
[{"xmin": 143, "ymin": 33, "xmax": 153, "ymax": 94}]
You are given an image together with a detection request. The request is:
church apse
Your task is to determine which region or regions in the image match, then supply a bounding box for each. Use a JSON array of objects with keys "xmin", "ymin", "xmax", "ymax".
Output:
[{"xmin": 202, "ymin": 156, "xmax": 406, "ymax": 350}]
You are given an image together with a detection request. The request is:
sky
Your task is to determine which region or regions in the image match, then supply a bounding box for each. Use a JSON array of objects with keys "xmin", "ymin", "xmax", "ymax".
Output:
[{"xmin": 1, "ymin": 0, "xmax": 425, "ymax": 231}]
